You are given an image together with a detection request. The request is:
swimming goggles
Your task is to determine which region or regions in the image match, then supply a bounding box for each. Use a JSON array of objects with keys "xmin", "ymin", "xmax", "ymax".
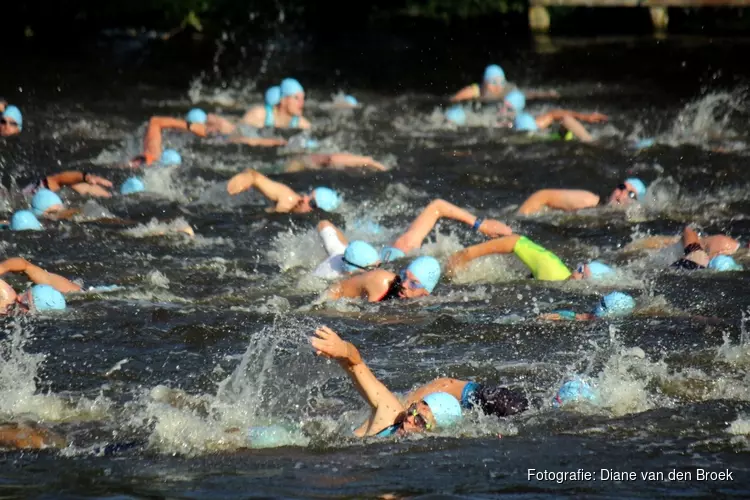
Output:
[
  {"xmin": 616, "ymin": 183, "xmax": 638, "ymax": 200},
  {"xmin": 399, "ymin": 270, "xmax": 425, "ymax": 290}
]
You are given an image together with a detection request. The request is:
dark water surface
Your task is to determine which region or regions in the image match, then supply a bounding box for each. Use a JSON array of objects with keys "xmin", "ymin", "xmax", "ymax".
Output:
[{"xmin": 1, "ymin": 33, "xmax": 750, "ymax": 498}]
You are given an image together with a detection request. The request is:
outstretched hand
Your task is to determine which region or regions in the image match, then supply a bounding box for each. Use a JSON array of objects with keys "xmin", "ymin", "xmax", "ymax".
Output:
[
  {"xmin": 86, "ymin": 174, "xmax": 113, "ymax": 188},
  {"xmin": 310, "ymin": 326, "xmax": 349, "ymax": 360},
  {"xmin": 479, "ymin": 219, "xmax": 513, "ymax": 238}
]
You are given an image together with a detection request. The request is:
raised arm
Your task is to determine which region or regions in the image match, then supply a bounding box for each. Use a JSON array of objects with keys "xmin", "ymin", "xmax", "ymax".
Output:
[
  {"xmin": 450, "ymin": 84, "xmax": 480, "ymax": 103},
  {"xmin": 446, "ymin": 235, "xmax": 521, "ymax": 276},
  {"xmin": 0, "ymin": 258, "xmax": 81, "ymax": 293},
  {"xmin": 535, "ymin": 110, "xmax": 607, "ymax": 129},
  {"xmin": 322, "ymin": 153, "xmax": 389, "ymax": 171},
  {"xmin": 226, "ymin": 169, "xmax": 302, "ymax": 212},
  {"xmin": 141, "ymin": 116, "xmax": 206, "ymax": 166},
  {"xmin": 391, "ymin": 199, "xmax": 512, "ymax": 253}
]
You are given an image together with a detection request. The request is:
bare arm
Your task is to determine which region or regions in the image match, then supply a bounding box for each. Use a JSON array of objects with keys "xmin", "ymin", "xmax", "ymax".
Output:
[
  {"xmin": 326, "ymin": 269, "xmax": 393, "ymax": 302},
  {"xmin": 226, "ymin": 169, "xmax": 302, "ymax": 212},
  {"xmin": 406, "ymin": 378, "xmax": 466, "ymax": 405},
  {"xmin": 46, "ymin": 172, "xmax": 113, "ymax": 191},
  {"xmin": 518, "ymin": 189, "xmax": 600, "ymax": 215},
  {"xmin": 450, "ymin": 84, "xmax": 480, "ymax": 103},
  {"xmin": 446, "ymin": 235, "xmax": 521, "ymax": 276},
  {"xmin": 228, "ymin": 136, "xmax": 287, "ymax": 147},
  {"xmin": 536, "ymin": 110, "xmax": 608, "ymax": 129},
  {"xmin": 141, "ymin": 116, "xmax": 206, "ymax": 166},
  {"xmin": 240, "ymin": 106, "xmax": 268, "ymax": 128},
  {"xmin": 0, "ymin": 258, "xmax": 81, "ymax": 292},
  {"xmin": 325, "ymin": 153, "xmax": 388, "ymax": 171},
  {"xmin": 206, "ymin": 113, "xmax": 236, "ymax": 135}
]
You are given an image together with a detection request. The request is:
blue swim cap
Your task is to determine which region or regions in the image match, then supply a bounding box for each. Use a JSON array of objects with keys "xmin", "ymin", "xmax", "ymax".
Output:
[
  {"xmin": 483, "ymin": 64, "xmax": 505, "ymax": 83},
  {"xmin": 586, "ymin": 260, "xmax": 615, "ymax": 279},
  {"xmin": 422, "ymin": 392, "xmax": 462, "ymax": 428},
  {"xmin": 185, "ymin": 108, "xmax": 207, "ymax": 125},
  {"xmin": 405, "ymin": 256, "xmax": 441, "ymax": 293},
  {"xmin": 553, "ymin": 378, "xmax": 599, "ymax": 407},
  {"xmin": 444, "ymin": 106, "xmax": 467, "ymax": 126},
  {"xmin": 10, "ymin": 210, "xmax": 42, "ymax": 231},
  {"xmin": 625, "ymin": 178, "xmax": 647, "ymax": 200},
  {"xmin": 380, "ymin": 246, "xmax": 406, "ymax": 262},
  {"xmin": 31, "ymin": 189, "xmax": 64, "ymax": 216},
  {"xmin": 265, "ymin": 86, "xmax": 281, "ymax": 106},
  {"xmin": 30, "ymin": 284, "xmax": 66, "ymax": 312},
  {"xmin": 514, "ymin": 113, "xmax": 538, "ymax": 132},
  {"xmin": 3, "ymin": 105, "xmax": 23, "ymax": 130},
  {"xmin": 312, "ymin": 187, "xmax": 340, "ymax": 212},
  {"xmin": 708, "ymin": 255, "xmax": 743, "ymax": 272},
  {"xmin": 280, "ymin": 78, "xmax": 304, "ymax": 97},
  {"xmin": 159, "ymin": 149, "xmax": 182, "ymax": 166},
  {"xmin": 504, "ymin": 89, "xmax": 526, "ymax": 112},
  {"xmin": 120, "ymin": 177, "xmax": 146, "ymax": 195},
  {"xmin": 342, "ymin": 240, "xmax": 380, "ymax": 272},
  {"xmin": 593, "ymin": 291, "xmax": 636, "ymax": 318},
  {"xmin": 344, "ymin": 95, "xmax": 358, "ymax": 106}
]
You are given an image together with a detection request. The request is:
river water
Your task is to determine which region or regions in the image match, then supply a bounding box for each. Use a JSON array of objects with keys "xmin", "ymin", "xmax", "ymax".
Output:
[{"xmin": 1, "ymin": 32, "xmax": 750, "ymax": 497}]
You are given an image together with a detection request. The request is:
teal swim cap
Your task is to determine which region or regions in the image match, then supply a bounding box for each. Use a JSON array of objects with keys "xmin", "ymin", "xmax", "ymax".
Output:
[
  {"xmin": 444, "ymin": 106, "xmax": 467, "ymax": 126},
  {"xmin": 514, "ymin": 113, "xmax": 538, "ymax": 132},
  {"xmin": 342, "ymin": 240, "xmax": 380, "ymax": 272},
  {"xmin": 159, "ymin": 149, "xmax": 182, "ymax": 166},
  {"xmin": 593, "ymin": 291, "xmax": 635, "ymax": 318},
  {"xmin": 483, "ymin": 64, "xmax": 505, "ymax": 83},
  {"xmin": 186, "ymin": 108, "xmax": 207, "ymax": 125},
  {"xmin": 405, "ymin": 256, "xmax": 441, "ymax": 293},
  {"xmin": 586, "ymin": 260, "xmax": 615, "ymax": 279},
  {"xmin": 553, "ymin": 378, "xmax": 599, "ymax": 407},
  {"xmin": 121, "ymin": 177, "xmax": 146, "ymax": 195},
  {"xmin": 344, "ymin": 95, "xmax": 358, "ymax": 106},
  {"xmin": 504, "ymin": 89, "xmax": 526, "ymax": 112},
  {"xmin": 30, "ymin": 284, "xmax": 66, "ymax": 311},
  {"xmin": 422, "ymin": 392, "xmax": 462, "ymax": 428},
  {"xmin": 380, "ymin": 246, "xmax": 406, "ymax": 262},
  {"xmin": 3, "ymin": 105, "xmax": 23, "ymax": 130},
  {"xmin": 265, "ymin": 86, "xmax": 281, "ymax": 106},
  {"xmin": 11, "ymin": 210, "xmax": 42, "ymax": 231},
  {"xmin": 281, "ymin": 78, "xmax": 304, "ymax": 97},
  {"xmin": 708, "ymin": 255, "xmax": 743, "ymax": 272},
  {"xmin": 312, "ymin": 187, "xmax": 340, "ymax": 212},
  {"xmin": 31, "ymin": 189, "xmax": 64, "ymax": 216},
  {"xmin": 625, "ymin": 178, "xmax": 647, "ymax": 200}
]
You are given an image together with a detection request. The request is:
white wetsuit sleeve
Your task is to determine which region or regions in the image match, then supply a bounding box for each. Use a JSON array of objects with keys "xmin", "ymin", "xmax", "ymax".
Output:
[
  {"xmin": 319, "ymin": 226, "xmax": 347, "ymax": 257},
  {"xmin": 313, "ymin": 254, "xmax": 346, "ymax": 279}
]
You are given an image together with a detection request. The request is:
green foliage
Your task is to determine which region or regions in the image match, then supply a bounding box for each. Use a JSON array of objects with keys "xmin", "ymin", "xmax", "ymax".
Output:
[{"xmin": 403, "ymin": 0, "xmax": 527, "ymax": 19}]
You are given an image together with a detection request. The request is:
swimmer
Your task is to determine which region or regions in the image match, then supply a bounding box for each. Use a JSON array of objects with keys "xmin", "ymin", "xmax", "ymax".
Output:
[
  {"xmin": 21, "ymin": 170, "xmax": 113, "ymax": 198},
  {"xmin": 446, "ymin": 234, "xmax": 615, "ymax": 282},
  {"xmin": 624, "ymin": 229, "xmax": 740, "ymax": 258},
  {"xmin": 280, "ymin": 152, "xmax": 389, "ymax": 173},
  {"xmin": 539, "ymin": 291, "xmax": 636, "ymax": 321},
  {"xmin": 226, "ymin": 169, "xmax": 341, "ymax": 213},
  {"xmin": 30, "ymin": 188, "xmax": 80, "ymax": 220},
  {"xmin": 241, "ymin": 79, "xmax": 312, "ymax": 130},
  {"xmin": 0, "ymin": 257, "xmax": 81, "ymax": 315},
  {"xmin": 669, "ymin": 226, "xmax": 743, "ymax": 271},
  {"xmin": 451, "ymin": 64, "xmax": 559, "ymax": 103},
  {"xmin": 2, "ymin": 210, "xmax": 44, "ymax": 231},
  {"xmin": 444, "ymin": 106, "xmax": 467, "ymax": 126},
  {"xmin": 313, "ymin": 221, "xmax": 380, "ymax": 279},
  {"xmin": 0, "ymin": 422, "xmax": 67, "ymax": 449},
  {"xmin": 331, "ymin": 94, "xmax": 359, "ymax": 109},
  {"xmin": 511, "ymin": 109, "xmax": 607, "ymax": 144},
  {"xmin": 517, "ymin": 177, "xmax": 648, "ymax": 215},
  {"xmin": 310, "ymin": 326, "xmax": 527, "ymax": 438},
  {"xmin": 0, "ymin": 104, "xmax": 22, "ymax": 137}
]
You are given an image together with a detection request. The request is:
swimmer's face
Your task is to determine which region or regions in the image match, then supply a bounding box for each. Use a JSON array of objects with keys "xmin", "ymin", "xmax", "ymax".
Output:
[
  {"xmin": 482, "ymin": 79, "xmax": 505, "ymax": 98},
  {"xmin": 608, "ymin": 182, "xmax": 639, "ymax": 206},
  {"xmin": 15, "ymin": 289, "xmax": 33, "ymax": 312},
  {"xmin": 396, "ymin": 401, "xmax": 435, "ymax": 435},
  {"xmin": 0, "ymin": 115, "xmax": 20, "ymax": 137},
  {"xmin": 398, "ymin": 270, "xmax": 430, "ymax": 299},
  {"xmin": 569, "ymin": 263, "xmax": 589, "ymax": 280},
  {"xmin": 282, "ymin": 92, "xmax": 305, "ymax": 116},
  {"xmin": 0, "ymin": 280, "xmax": 18, "ymax": 312}
]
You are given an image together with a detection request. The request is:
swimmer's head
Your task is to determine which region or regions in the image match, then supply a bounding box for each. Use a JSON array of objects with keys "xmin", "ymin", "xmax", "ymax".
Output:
[
  {"xmin": 31, "ymin": 189, "xmax": 64, "ymax": 216},
  {"xmin": 593, "ymin": 291, "xmax": 635, "ymax": 318},
  {"xmin": 571, "ymin": 260, "xmax": 615, "ymax": 280},
  {"xmin": 1, "ymin": 105, "xmax": 22, "ymax": 136},
  {"xmin": 342, "ymin": 240, "xmax": 380, "ymax": 273},
  {"xmin": 24, "ymin": 284, "xmax": 66, "ymax": 312},
  {"xmin": 483, "ymin": 64, "xmax": 505, "ymax": 84},
  {"xmin": 159, "ymin": 149, "xmax": 182, "ymax": 167},
  {"xmin": 399, "ymin": 256, "xmax": 441, "ymax": 298},
  {"xmin": 609, "ymin": 177, "xmax": 647, "ymax": 206},
  {"xmin": 265, "ymin": 86, "xmax": 281, "ymax": 107},
  {"xmin": 280, "ymin": 78, "xmax": 305, "ymax": 116},
  {"xmin": 185, "ymin": 108, "xmax": 208, "ymax": 125},
  {"xmin": 120, "ymin": 177, "xmax": 146, "ymax": 195},
  {"xmin": 343, "ymin": 95, "xmax": 358, "ymax": 106},
  {"xmin": 311, "ymin": 187, "xmax": 340, "ymax": 212},
  {"xmin": 708, "ymin": 255, "xmax": 743, "ymax": 272},
  {"xmin": 503, "ymin": 89, "xmax": 526, "ymax": 113},
  {"xmin": 553, "ymin": 378, "xmax": 599, "ymax": 407},
  {"xmin": 10, "ymin": 210, "xmax": 43, "ymax": 231},
  {"xmin": 444, "ymin": 106, "xmax": 467, "ymax": 126},
  {"xmin": 380, "ymin": 246, "xmax": 406, "ymax": 263},
  {"xmin": 422, "ymin": 392, "xmax": 462, "ymax": 428},
  {"xmin": 514, "ymin": 113, "xmax": 538, "ymax": 132}
]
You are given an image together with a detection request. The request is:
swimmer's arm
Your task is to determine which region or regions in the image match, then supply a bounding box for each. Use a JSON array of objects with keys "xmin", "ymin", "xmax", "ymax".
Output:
[
  {"xmin": 446, "ymin": 235, "xmax": 521, "ymax": 276},
  {"xmin": 44, "ymin": 208, "xmax": 81, "ymax": 221},
  {"xmin": 539, "ymin": 311, "xmax": 594, "ymax": 321},
  {"xmin": 326, "ymin": 270, "xmax": 391, "ymax": 302},
  {"xmin": 318, "ymin": 220, "xmax": 349, "ymax": 253},
  {"xmin": 325, "ymin": 153, "xmax": 388, "ymax": 171},
  {"xmin": 405, "ymin": 378, "xmax": 466, "ymax": 406},
  {"xmin": 141, "ymin": 117, "xmax": 206, "ymax": 166},
  {"xmin": 450, "ymin": 84, "xmax": 480, "ymax": 103},
  {"xmin": 0, "ymin": 424, "xmax": 67, "ymax": 450},
  {"xmin": 240, "ymin": 106, "xmax": 267, "ymax": 128},
  {"xmin": 45, "ymin": 171, "xmax": 113, "ymax": 191},
  {"xmin": 0, "ymin": 257, "xmax": 81, "ymax": 292},
  {"xmin": 226, "ymin": 169, "xmax": 297, "ymax": 204},
  {"xmin": 228, "ymin": 136, "xmax": 288, "ymax": 147},
  {"xmin": 560, "ymin": 116, "xmax": 594, "ymax": 143},
  {"xmin": 524, "ymin": 89, "xmax": 560, "ymax": 100},
  {"xmin": 518, "ymin": 189, "xmax": 600, "ymax": 215},
  {"xmin": 0, "ymin": 100, "xmax": 5, "ymax": 113},
  {"xmin": 206, "ymin": 113, "xmax": 236, "ymax": 135}
]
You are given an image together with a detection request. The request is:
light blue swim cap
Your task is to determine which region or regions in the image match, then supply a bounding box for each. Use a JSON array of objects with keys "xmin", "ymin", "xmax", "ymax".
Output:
[
  {"xmin": 342, "ymin": 240, "xmax": 380, "ymax": 272},
  {"xmin": 3, "ymin": 105, "xmax": 23, "ymax": 130},
  {"xmin": 586, "ymin": 260, "xmax": 615, "ymax": 279},
  {"xmin": 423, "ymin": 392, "xmax": 462, "ymax": 428},
  {"xmin": 380, "ymin": 246, "xmax": 406, "ymax": 262},
  {"xmin": 625, "ymin": 177, "xmax": 647, "ymax": 200},
  {"xmin": 708, "ymin": 255, "xmax": 743, "ymax": 272},
  {"xmin": 30, "ymin": 284, "xmax": 66, "ymax": 311},
  {"xmin": 553, "ymin": 378, "xmax": 599, "ymax": 407},
  {"xmin": 265, "ymin": 86, "xmax": 281, "ymax": 106},
  {"xmin": 483, "ymin": 64, "xmax": 505, "ymax": 83},
  {"xmin": 120, "ymin": 177, "xmax": 146, "ymax": 195},
  {"xmin": 312, "ymin": 187, "xmax": 340, "ymax": 212},
  {"xmin": 593, "ymin": 291, "xmax": 636, "ymax": 318},
  {"xmin": 31, "ymin": 189, "xmax": 64, "ymax": 216},
  {"xmin": 247, "ymin": 425, "xmax": 293, "ymax": 449},
  {"xmin": 11, "ymin": 210, "xmax": 42, "ymax": 231},
  {"xmin": 504, "ymin": 89, "xmax": 526, "ymax": 112},
  {"xmin": 185, "ymin": 108, "xmax": 207, "ymax": 125},
  {"xmin": 280, "ymin": 78, "xmax": 304, "ymax": 97},
  {"xmin": 444, "ymin": 106, "xmax": 467, "ymax": 126},
  {"xmin": 514, "ymin": 113, "xmax": 538, "ymax": 132},
  {"xmin": 405, "ymin": 256, "xmax": 441, "ymax": 293},
  {"xmin": 159, "ymin": 149, "xmax": 182, "ymax": 166},
  {"xmin": 344, "ymin": 95, "xmax": 358, "ymax": 106}
]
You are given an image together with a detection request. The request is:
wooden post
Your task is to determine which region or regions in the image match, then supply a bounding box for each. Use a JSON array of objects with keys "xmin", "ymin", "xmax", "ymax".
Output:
[{"xmin": 529, "ymin": 5, "xmax": 551, "ymax": 33}]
